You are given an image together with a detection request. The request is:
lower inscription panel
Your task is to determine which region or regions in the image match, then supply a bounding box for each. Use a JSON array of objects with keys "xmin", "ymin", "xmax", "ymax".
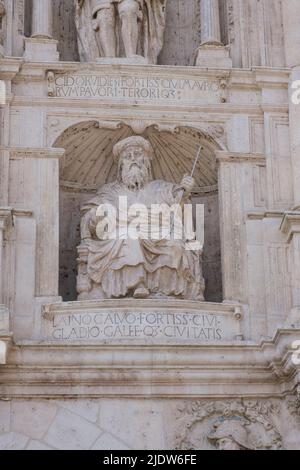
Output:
[{"xmin": 42, "ymin": 299, "xmax": 243, "ymax": 344}]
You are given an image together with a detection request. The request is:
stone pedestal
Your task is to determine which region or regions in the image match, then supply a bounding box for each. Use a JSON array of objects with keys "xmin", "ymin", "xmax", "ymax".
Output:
[
  {"xmin": 195, "ymin": 44, "xmax": 232, "ymax": 68},
  {"xmin": 23, "ymin": 38, "xmax": 59, "ymax": 62},
  {"xmin": 95, "ymin": 56, "xmax": 150, "ymax": 65}
]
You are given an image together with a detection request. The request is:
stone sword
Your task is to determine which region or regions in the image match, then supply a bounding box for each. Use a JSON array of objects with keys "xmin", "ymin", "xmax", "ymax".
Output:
[{"xmin": 171, "ymin": 145, "xmax": 203, "ymax": 237}]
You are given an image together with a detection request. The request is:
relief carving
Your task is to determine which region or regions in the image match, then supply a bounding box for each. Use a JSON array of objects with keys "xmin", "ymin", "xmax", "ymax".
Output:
[{"xmin": 175, "ymin": 400, "xmax": 283, "ymax": 450}]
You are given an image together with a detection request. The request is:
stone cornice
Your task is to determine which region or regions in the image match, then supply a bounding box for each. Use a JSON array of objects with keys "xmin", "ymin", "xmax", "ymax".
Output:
[
  {"xmin": 0, "ymin": 58, "xmax": 23, "ymax": 80},
  {"xmin": 15, "ymin": 61, "xmax": 290, "ymax": 81},
  {"xmin": 216, "ymin": 151, "xmax": 266, "ymax": 164},
  {"xmin": 8, "ymin": 63, "xmax": 289, "ymax": 113},
  {"xmin": 247, "ymin": 210, "xmax": 285, "ymax": 220},
  {"xmin": 280, "ymin": 211, "xmax": 300, "ymax": 242},
  {"xmin": 0, "ymin": 328, "xmax": 299, "ymax": 398},
  {"xmin": 0, "ymin": 207, "xmax": 33, "ymax": 232},
  {"xmin": 0, "ymin": 147, "xmax": 65, "ymax": 159},
  {"xmin": 253, "ymin": 67, "xmax": 290, "ymax": 88}
]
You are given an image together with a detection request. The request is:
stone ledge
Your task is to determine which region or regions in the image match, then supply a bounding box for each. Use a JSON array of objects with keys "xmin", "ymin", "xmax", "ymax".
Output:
[
  {"xmin": 280, "ymin": 211, "xmax": 300, "ymax": 242},
  {"xmin": 216, "ymin": 151, "xmax": 266, "ymax": 164},
  {"xmin": 1, "ymin": 147, "xmax": 65, "ymax": 159},
  {"xmin": 0, "ymin": 328, "xmax": 299, "ymax": 398}
]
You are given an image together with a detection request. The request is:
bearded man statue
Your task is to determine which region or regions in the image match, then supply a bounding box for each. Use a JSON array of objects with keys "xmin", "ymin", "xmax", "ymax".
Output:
[
  {"xmin": 75, "ymin": 0, "xmax": 167, "ymax": 63},
  {"xmin": 77, "ymin": 136, "xmax": 205, "ymax": 300}
]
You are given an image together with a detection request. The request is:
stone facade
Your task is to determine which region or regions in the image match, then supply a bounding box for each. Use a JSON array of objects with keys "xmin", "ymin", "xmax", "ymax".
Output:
[{"xmin": 0, "ymin": 0, "xmax": 300, "ymax": 450}]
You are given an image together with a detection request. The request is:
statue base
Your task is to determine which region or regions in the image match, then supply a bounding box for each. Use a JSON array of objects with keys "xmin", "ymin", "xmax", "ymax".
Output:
[
  {"xmin": 94, "ymin": 56, "xmax": 150, "ymax": 66},
  {"xmin": 195, "ymin": 44, "xmax": 232, "ymax": 68},
  {"xmin": 23, "ymin": 38, "xmax": 60, "ymax": 62},
  {"xmin": 41, "ymin": 298, "xmax": 244, "ymax": 344}
]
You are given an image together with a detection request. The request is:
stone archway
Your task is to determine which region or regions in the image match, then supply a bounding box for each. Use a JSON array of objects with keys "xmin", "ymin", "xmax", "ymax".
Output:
[{"xmin": 54, "ymin": 121, "xmax": 223, "ymax": 302}]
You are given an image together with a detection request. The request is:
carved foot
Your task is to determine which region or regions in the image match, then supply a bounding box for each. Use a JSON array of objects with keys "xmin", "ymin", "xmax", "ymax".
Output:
[{"xmin": 133, "ymin": 287, "xmax": 150, "ymax": 299}]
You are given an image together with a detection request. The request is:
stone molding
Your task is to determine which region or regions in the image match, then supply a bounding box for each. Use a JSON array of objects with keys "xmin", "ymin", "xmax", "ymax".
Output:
[
  {"xmin": 0, "ymin": 327, "xmax": 299, "ymax": 398},
  {"xmin": 280, "ymin": 211, "xmax": 300, "ymax": 243},
  {"xmin": 1, "ymin": 147, "xmax": 65, "ymax": 160},
  {"xmin": 216, "ymin": 151, "xmax": 266, "ymax": 164}
]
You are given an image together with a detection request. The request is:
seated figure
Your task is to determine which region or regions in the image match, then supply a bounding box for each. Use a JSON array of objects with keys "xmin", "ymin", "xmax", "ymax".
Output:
[{"xmin": 77, "ymin": 136, "xmax": 205, "ymax": 300}]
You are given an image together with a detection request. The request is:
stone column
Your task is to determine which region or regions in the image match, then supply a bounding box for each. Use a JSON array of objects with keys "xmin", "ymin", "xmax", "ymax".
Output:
[
  {"xmin": 24, "ymin": 0, "xmax": 59, "ymax": 62},
  {"xmin": 282, "ymin": 0, "xmax": 300, "ymax": 68},
  {"xmin": 0, "ymin": 208, "xmax": 12, "ymax": 304},
  {"xmin": 31, "ymin": 0, "xmax": 53, "ymax": 39},
  {"xmin": 195, "ymin": 0, "xmax": 232, "ymax": 68},
  {"xmin": 200, "ymin": 0, "xmax": 222, "ymax": 46},
  {"xmin": 281, "ymin": 212, "xmax": 300, "ymax": 325}
]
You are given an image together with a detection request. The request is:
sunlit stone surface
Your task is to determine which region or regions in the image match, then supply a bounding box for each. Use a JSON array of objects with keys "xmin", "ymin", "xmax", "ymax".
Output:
[{"xmin": 0, "ymin": 0, "xmax": 300, "ymax": 450}]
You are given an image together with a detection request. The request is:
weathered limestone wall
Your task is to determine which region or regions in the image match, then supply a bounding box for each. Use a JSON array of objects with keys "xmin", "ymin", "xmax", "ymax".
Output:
[
  {"xmin": 228, "ymin": 0, "xmax": 285, "ymax": 68},
  {"xmin": 0, "ymin": 397, "xmax": 299, "ymax": 450}
]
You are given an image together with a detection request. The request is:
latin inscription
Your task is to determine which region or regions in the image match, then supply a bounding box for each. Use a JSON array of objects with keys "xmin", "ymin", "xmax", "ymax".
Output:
[
  {"xmin": 52, "ymin": 74, "xmax": 221, "ymax": 103},
  {"xmin": 47, "ymin": 311, "xmax": 226, "ymax": 342}
]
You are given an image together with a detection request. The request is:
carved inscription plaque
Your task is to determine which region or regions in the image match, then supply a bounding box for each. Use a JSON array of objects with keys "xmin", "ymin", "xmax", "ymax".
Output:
[
  {"xmin": 42, "ymin": 301, "xmax": 242, "ymax": 344},
  {"xmin": 49, "ymin": 71, "xmax": 224, "ymax": 104}
]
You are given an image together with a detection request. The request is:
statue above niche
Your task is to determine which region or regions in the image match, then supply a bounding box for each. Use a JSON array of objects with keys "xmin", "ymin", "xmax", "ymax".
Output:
[{"xmin": 75, "ymin": 0, "xmax": 167, "ymax": 63}]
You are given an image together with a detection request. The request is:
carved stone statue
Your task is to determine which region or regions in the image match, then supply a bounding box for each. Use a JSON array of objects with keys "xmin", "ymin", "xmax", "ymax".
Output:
[
  {"xmin": 208, "ymin": 419, "xmax": 254, "ymax": 451},
  {"xmin": 0, "ymin": 1, "xmax": 6, "ymax": 47},
  {"xmin": 77, "ymin": 136, "xmax": 205, "ymax": 300},
  {"xmin": 75, "ymin": 0, "xmax": 167, "ymax": 63}
]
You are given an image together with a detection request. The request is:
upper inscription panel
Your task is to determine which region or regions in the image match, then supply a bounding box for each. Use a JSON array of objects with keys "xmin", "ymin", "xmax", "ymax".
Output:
[{"xmin": 48, "ymin": 69, "xmax": 228, "ymax": 105}]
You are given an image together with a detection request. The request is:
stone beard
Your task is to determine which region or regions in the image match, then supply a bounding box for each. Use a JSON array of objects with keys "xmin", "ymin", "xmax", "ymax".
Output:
[
  {"xmin": 75, "ymin": 0, "xmax": 167, "ymax": 63},
  {"xmin": 77, "ymin": 136, "xmax": 205, "ymax": 301}
]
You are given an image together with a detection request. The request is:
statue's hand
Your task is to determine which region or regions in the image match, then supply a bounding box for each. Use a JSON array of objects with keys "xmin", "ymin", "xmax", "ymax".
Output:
[{"xmin": 180, "ymin": 174, "xmax": 195, "ymax": 193}]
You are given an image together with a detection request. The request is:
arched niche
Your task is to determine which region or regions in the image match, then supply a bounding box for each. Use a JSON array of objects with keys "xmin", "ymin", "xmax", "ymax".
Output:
[{"xmin": 54, "ymin": 121, "xmax": 224, "ymax": 302}]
